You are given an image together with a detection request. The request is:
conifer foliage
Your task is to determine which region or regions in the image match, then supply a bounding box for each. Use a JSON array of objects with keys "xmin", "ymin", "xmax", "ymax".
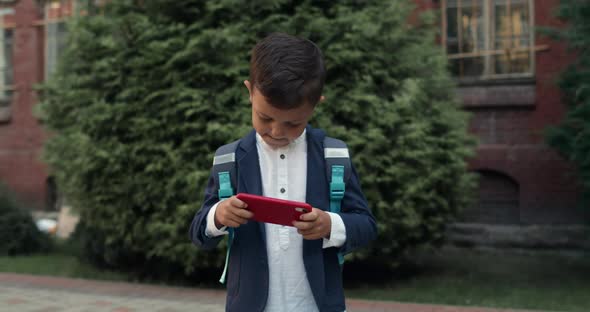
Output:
[
  {"xmin": 0, "ymin": 186, "xmax": 52, "ymax": 255},
  {"xmin": 546, "ymin": 0, "xmax": 590, "ymax": 205},
  {"xmin": 38, "ymin": 0, "xmax": 475, "ymax": 275}
]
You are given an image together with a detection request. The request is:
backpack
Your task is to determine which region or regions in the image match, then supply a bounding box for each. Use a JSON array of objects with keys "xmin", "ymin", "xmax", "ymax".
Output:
[{"xmin": 211, "ymin": 137, "xmax": 351, "ymax": 284}]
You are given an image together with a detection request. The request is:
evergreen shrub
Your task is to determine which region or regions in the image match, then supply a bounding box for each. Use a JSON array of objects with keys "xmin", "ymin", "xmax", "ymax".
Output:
[
  {"xmin": 0, "ymin": 186, "xmax": 52, "ymax": 255},
  {"xmin": 545, "ymin": 0, "xmax": 590, "ymax": 205},
  {"xmin": 38, "ymin": 0, "xmax": 475, "ymax": 276}
]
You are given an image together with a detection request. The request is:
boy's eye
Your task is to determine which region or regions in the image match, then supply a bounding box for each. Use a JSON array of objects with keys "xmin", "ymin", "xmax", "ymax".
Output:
[
  {"xmin": 287, "ymin": 123, "xmax": 301, "ymax": 128},
  {"xmin": 259, "ymin": 116, "xmax": 272, "ymax": 122}
]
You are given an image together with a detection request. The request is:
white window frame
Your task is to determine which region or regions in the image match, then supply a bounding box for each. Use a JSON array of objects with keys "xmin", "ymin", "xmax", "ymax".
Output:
[{"xmin": 441, "ymin": 0, "xmax": 536, "ymax": 81}]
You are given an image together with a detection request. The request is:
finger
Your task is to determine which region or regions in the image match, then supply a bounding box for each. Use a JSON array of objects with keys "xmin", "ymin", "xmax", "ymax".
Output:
[
  {"xmin": 298, "ymin": 209, "xmax": 318, "ymax": 222},
  {"xmin": 218, "ymin": 215, "xmax": 237, "ymax": 228},
  {"xmin": 230, "ymin": 211, "xmax": 252, "ymax": 224},
  {"xmin": 297, "ymin": 223, "xmax": 320, "ymax": 235},
  {"xmin": 292, "ymin": 221, "xmax": 314, "ymax": 231},
  {"xmin": 219, "ymin": 209, "xmax": 248, "ymax": 227},
  {"xmin": 229, "ymin": 196, "xmax": 247, "ymax": 209},
  {"xmin": 226, "ymin": 216, "xmax": 248, "ymax": 227},
  {"xmin": 298, "ymin": 225, "xmax": 324, "ymax": 236},
  {"xmin": 224, "ymin": 218, "xmax": 241, "ymax": 228},
  {"xmin": 298, "ymin": 223, "xmax": 329, "ymax": 239},
  {"xmin": 233, "ymin": 207, "xmax": 254, "ymax": 219}
]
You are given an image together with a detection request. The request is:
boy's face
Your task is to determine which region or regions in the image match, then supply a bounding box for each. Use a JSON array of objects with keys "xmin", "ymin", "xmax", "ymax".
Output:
[{"xmin": 245, "ymin": 80, "xmax": 317, "ymax": 149}]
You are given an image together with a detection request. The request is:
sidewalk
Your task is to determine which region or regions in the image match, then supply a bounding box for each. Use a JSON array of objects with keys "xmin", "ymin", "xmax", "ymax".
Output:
[{"xmin": 0, "ymin": 273, "xmax": 546, "ymax": 312}]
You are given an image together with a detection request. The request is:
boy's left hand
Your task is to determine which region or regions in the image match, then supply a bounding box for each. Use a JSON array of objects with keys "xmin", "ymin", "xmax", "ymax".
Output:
[{"xmin": 293, "ymin": 208, "xmax": 332, "ymax": 240}]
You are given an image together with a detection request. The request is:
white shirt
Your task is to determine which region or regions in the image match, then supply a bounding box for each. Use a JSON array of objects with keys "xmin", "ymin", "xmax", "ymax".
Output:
[{"xmin": 205, "ymin": 129, "xmax": 347, "ymax": 312}]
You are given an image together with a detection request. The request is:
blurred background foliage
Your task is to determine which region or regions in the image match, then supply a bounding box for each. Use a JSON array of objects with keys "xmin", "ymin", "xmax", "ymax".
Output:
[
  {"xmin": 37, "ymin": 0, "xmax": 475, "ymax": 278},
  {"xmin": 545, "ymin": 0, "xmax": 590, "ymax": 206},
  {"xmin": 0, "ymin": 184, "xmax": 52, "ymax": 256}
]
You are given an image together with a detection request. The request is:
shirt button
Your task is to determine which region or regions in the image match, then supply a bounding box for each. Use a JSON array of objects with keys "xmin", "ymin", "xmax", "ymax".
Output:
[
  {"xmin": 280, "ymin": 154, "xmax": 285, "ymax": 159},
  {"xmin": 280, "ymin": 188, "xmax": 286, "ymax": 193}
]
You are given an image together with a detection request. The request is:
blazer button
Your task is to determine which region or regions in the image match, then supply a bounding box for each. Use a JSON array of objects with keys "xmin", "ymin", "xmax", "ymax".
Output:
[
  {"xmin": 280, "ymin": 188, "xmax": 286, "ymax": 193},
  {"xmin": 280, "ymin": 154, "xmax": 285, "ymax": 159}
]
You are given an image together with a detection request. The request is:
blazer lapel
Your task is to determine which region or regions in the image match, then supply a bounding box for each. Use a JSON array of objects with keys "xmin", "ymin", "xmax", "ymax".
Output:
[
  {"xmin": 236, "ymin": 129, "xmax": 265, "ymax": 239},
  {"xmin": 303, "ymin": 125, "xmax": 327, "ymax": 306},
  {"xmin": 237, "ymin": 130, "xmax": 263, "ymax": 196},
  {"xmin": 305, "ymin": 126, "xmax": 327, "ymax": 211}
]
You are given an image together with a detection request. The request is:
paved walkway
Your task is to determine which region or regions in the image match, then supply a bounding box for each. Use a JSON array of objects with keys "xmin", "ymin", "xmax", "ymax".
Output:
[{"xmin": 0, "ymin": 273, "xmax": 546, "ymax": 312}]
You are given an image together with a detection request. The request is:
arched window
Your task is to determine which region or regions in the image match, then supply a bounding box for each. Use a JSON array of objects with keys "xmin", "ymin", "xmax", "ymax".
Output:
[{"xmin": 461, "ymin": 169, "xmax": 520, "ymax": 224}]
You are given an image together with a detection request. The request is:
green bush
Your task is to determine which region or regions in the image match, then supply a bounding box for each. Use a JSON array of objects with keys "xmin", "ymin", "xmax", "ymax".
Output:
[
  {"xmin": 0, "ymin": 186, "xmax": 52, "ymax": 255},
  {"xmin": 38, "ymin": 0, "xmax": 475, "ymax": 276},
  {"xmin": 545, "ymin": 0, "xmax": 590, "ymax": 205}
]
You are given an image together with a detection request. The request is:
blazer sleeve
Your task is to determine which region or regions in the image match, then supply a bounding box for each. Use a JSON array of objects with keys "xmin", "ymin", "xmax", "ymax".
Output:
[
  {"xmin": 338, "ymin": 162, "xmax": 378, "ymax": 255},
  {"xmin": 189, "ymin": 171, "xmax": 224, "ymax": 250}
]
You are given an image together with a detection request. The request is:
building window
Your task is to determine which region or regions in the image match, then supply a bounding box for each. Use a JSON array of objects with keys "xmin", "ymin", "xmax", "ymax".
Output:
[
  {"xmin": 0, "ymin": 12, "xmax": 13, "ymax": 99},
  {"xmin": 44, "ymin": 0, "xmax": 74, "ymax": 79},
  {"xmin": 442, "ymin": 0, "xmax": 534, "ymax": 81},
  {"xmin": 0, "ymin": 8, "xmax": 14, "ymax": 123}
]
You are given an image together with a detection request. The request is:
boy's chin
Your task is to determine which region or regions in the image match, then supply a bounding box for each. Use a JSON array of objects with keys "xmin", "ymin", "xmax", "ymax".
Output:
[{"xmin": 263, "ymin": 137, "xmax": 290, "ymax": 148}]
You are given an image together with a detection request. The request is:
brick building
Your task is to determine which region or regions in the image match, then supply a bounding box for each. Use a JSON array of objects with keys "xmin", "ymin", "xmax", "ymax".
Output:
[
  {"xmin": 0, "ymin": 0, "xmax": 72, "ymax": 210},
  {"xmin": 0, "ymin": 1, "xmax": 585, "ymax": 225},
  {"xmin": 415, "ymin": 0, "xmax": 584, "ymax": 226}
]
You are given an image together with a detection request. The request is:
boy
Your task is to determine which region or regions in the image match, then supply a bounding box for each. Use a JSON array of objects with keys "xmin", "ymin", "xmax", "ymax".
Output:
[{"xmin": 189, "ymin": 32, "xmax": 377, "ymax": 312}]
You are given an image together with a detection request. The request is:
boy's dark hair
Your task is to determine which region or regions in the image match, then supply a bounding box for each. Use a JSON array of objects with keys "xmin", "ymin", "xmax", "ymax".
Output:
[{"xmin": 249, "ymin": 32, "xmax": 326, "ymax": 109}]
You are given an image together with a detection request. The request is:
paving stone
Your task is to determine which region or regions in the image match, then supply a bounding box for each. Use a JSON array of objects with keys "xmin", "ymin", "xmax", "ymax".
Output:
[{"xmin": 0, "ymin": 273, "xmax": 547, "ymax": 312}]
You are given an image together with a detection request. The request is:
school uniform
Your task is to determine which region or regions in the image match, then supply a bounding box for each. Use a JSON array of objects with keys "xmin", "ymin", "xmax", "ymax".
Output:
[{"xmin": 190, "ymin": 125, "xmax": 377, "ymax": 312}]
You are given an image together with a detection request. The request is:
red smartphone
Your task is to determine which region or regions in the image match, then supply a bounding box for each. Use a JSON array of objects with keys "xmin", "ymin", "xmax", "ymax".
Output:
[{"xmin": 236, "ymin": 193, "xmax": 312, "ymax": 227}]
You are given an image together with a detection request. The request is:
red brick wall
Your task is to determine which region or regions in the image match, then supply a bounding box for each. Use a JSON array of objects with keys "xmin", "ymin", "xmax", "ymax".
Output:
[
  {"xmin": 461, "ymin": 170, "xmax": 520, "ymax": 224},
  {"xmin": 416, "ymin": 0, "xmax": 584, "ymax": 224},
  {"xmin": 0, "ymin": 0, "xmax": 48, "ymax": 209}
]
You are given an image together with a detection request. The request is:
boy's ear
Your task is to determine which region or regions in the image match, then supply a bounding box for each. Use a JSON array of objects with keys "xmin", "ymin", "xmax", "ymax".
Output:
[
  {"xmin": 314, "ymin": 95, "xmax": 325, "ymax": 107},
  {"xmin": 244, "ymin": 80, "xmax": 253, "ymax": 103}
]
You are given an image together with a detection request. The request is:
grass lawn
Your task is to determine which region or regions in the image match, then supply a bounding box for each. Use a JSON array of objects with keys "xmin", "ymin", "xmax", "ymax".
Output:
[
  {"xmin": 0, "ymin": 253, "xmax": 129, "ymax": 282},
  {"xmin": 344, "ymin": 247, "xmax": 590, "ymax": 312},
  {"xmin": 1, "ymin": 241, "xmax": 589, "ymax": 311},
  {"xmin": 0, "ymin": 239, "xmax": 130, "ymax": 282}
]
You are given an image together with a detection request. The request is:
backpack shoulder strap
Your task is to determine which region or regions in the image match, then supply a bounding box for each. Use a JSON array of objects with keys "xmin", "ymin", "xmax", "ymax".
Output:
[
  {"xmin": 211, "ymin": 139, "xmax": 240, "ymax": 284},
  {"xmin": 324, "ymin": 137, "xmax": 351, "ymax": 266},
  {"xmin": 324, "ymin": 137, "xmax": 352, "ymax": 213},
  {"xmin": 212, "ymin": 139, "xmax": 240, "ymax": 199}
]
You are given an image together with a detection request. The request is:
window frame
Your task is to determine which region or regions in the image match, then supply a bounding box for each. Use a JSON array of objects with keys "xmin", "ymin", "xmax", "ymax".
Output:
[
  {"xmin": 441, "ymin": 0, "xmax": 537, "ymax": 82},
  {"xmin": 42, "ymin": 0, "xmax": 75, "ymax": 80},
  {"xmin": 0, "ymin": 6, "xmax": 15, "ymax": 110}
]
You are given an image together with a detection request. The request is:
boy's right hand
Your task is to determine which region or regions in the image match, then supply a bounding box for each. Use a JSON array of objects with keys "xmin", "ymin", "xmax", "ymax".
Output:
[{"xmin": 214, "ymin": 196, "xmax": 254, "ymax": 229}]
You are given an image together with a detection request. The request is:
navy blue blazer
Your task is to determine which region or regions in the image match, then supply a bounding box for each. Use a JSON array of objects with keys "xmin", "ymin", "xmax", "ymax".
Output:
[{"xmin": 189, "ymin": 125, "xmax": 377, "ymax": 312}]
